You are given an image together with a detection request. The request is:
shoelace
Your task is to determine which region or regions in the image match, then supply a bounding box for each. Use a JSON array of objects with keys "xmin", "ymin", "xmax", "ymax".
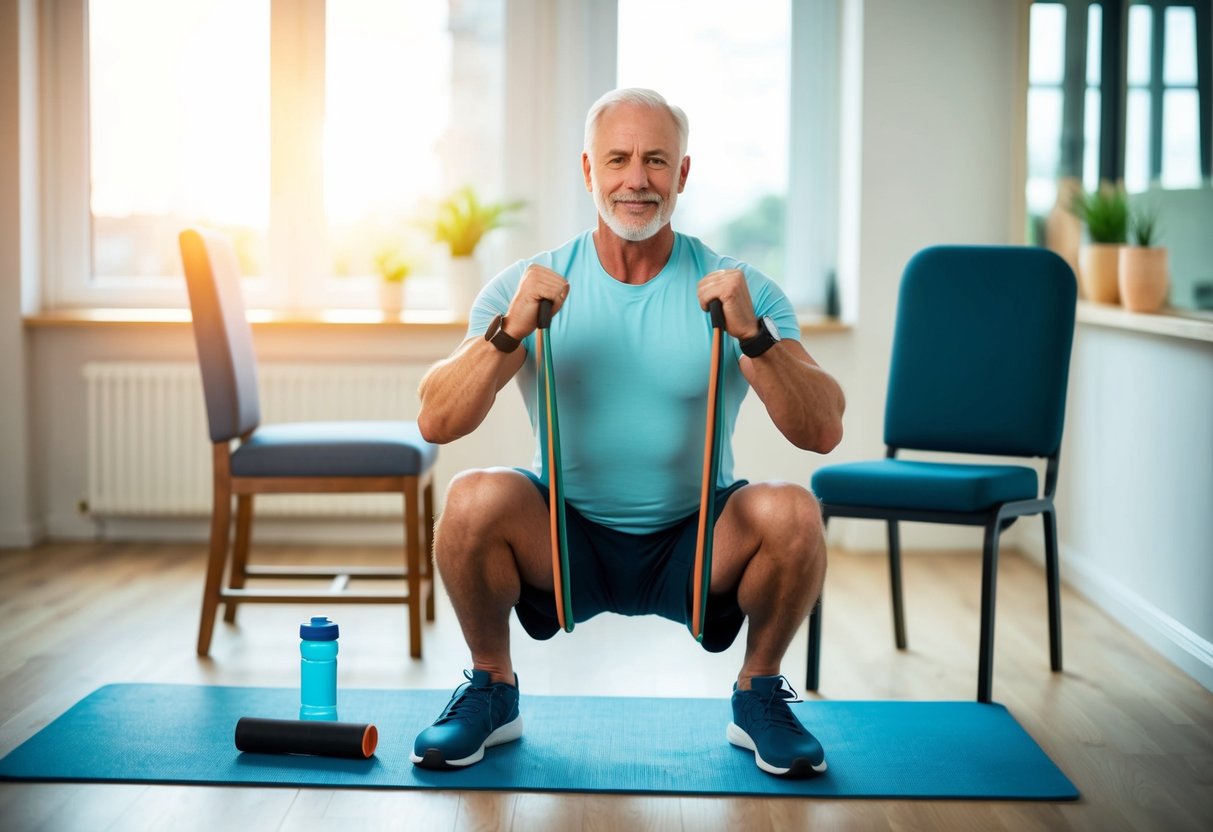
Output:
[
  {"xmin": 751, "ymin": 676, "xmax": 805, "ymax": 734},
  {"xmin": 436, "ymin": 669, "xmax": 494, "ymax": 725}
]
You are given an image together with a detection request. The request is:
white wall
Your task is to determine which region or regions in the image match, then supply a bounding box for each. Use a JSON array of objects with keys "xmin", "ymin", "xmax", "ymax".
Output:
[
  {"xmin": 0, "ymin": 0, "xmax": 41, "ymax": 548},
  {"xmin": 1038, "ymin": 325, "xmax": 1213, "ymax": 690}
]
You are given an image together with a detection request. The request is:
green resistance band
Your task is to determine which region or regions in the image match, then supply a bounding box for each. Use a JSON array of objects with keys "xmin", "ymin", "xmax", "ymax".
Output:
[{"xmin": 537, "ymin": 298, "xmax": 573, "ymax": 632}]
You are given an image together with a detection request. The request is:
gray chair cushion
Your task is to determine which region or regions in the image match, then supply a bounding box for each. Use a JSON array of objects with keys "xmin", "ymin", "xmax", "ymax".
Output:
[{"xmin": 230, "ymin": 421, "xmax": 438, "ymax": 478}]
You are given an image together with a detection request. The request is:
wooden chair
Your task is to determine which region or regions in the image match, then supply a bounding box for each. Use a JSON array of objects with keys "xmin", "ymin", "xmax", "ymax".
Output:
[{"xmin": 179, "ymin": 228, "xmax": 438, "ymax": 658}]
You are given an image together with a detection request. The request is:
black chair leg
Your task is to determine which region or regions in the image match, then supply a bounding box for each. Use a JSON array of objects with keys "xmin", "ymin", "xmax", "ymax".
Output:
[
  {"xmin": 806, "ymin": 597, "xmax": 822, "ymax": 691},
  {"xmin": 976, "ymin": 515, "xmax": 1002, "ymax": 703},
  {"xmin": 888, "ymin": 520, "xmax": 907, "ymax": 649},
  {"xmin": 1043, "ymin": 507, "xmax": 1063, "ymax": 672}
]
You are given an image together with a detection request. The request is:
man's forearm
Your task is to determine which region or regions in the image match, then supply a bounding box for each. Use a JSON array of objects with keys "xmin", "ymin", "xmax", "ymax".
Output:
[{"xmin": 742, "ymin": 342, "xmax": 845, "ymax": 454}]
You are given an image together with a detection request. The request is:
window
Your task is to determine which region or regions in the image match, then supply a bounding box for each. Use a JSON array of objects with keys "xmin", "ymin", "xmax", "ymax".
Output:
[
  {"xmin": 1125, "ymin": 2, "xmax": 1206, "ymax": 190},
  {"xmin": 44, "ymin": 0, "xmax": 831, "ymax": 312},
  {"xmin": 616, "ymin": 0, "xmax": 838, "ymax": 310},
  {"xmin": 47, "ymin": 0, "xmax": 504, "ymax": 310},
  {"xmin": 1024, "ymin": 0, "xmax": 1211, "ymax": 242}
]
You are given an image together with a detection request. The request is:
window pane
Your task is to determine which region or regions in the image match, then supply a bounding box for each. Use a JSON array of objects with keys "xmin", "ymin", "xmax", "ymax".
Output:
[
  {"xmin": 1163, "ymin": 7, "xmax": 1197, "ymax": 85},
  {"xmin": 325, "ymin": 1, "xmax": 451, "ymax": 279},
  {"xmin": 1086, "ymin": 3, "xmax": 1102, "ymax": 85},
  {"xmin": 89, "ymin": 0, "xmax": 270, "ymax": 279},
  {"xmin": 1161, "ymin": 89, "xmax": 1201, "ymax": 188},
  {"xmin": 1027, "ymin": 88, "xmax": 1064, "ymax": 216},
  {"xmin": 1029, "ymin": 3, "xmax": 1066, "ymax": 85},
  {"xmin": 617, "ymin": 0, "xmax": 790, "ymax": 282},
  {"xmin": 1124, "ymin": 88, "xmax": 1151, "ymax": 192},
  {"xmin": 1126, "ymin": 4, "xmax": 1152, "ymax": 86},
  {"xmin": 1083, "ymin": 88, "xmax": 1101, "ymax": 192}
]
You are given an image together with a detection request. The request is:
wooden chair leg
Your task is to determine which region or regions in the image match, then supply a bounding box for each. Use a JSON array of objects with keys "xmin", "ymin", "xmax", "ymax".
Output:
[
  {"xmin": 198, "ymin": 457, "xmax": 232, "ymax": 656},
  {"xmin": 405, "ymin": 482, "xmax": 423, "ymax": 659},
  {"xmin": 976, "ymin": 514, "xmax": 1003, "ymax": 703},
  {"xmin": 424, "ymin": 479, "xmax": 436, "ymax": 622},
  {"xmin": 888, "ymin": 519, "xmax": 907, "ymax": 649},
  {"xmin": 1043, "ymin": 507, "xmax": 1063, "ymax": 672},
  {"xmin": 224, "ymin": 494, "xmax": 253, "ymax": 624}
]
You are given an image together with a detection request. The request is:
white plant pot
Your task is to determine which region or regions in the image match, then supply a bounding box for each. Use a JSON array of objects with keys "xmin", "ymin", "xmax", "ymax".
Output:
[
  {"xmin": 378, "ymin": 281, "xmax": 404, "ymax": 317},
  {"xmin": 447, "ymin": 256, "xmax": 483, "ymax": 320}
]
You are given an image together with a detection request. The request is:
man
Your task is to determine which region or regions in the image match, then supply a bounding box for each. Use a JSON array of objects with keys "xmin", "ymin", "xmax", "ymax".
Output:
[{"xmin": 411, "ymin": 88, "xmax": 845, "ymax": 778}]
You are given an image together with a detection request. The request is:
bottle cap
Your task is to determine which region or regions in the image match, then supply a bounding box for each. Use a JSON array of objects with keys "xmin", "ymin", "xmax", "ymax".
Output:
[{"xmin": 300, "ymin": 616, "xmax": 339, "ymax": 640}]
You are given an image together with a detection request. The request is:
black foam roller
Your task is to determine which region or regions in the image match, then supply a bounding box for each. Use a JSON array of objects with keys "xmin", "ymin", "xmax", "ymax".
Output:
[{"xmin": 234, "ymin": 717, "xmax": 378, "ymax": 759}]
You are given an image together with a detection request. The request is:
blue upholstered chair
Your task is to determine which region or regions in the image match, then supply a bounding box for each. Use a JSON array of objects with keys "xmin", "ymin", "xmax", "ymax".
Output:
[
  {"xmin": 808, "ymin": 245, "xmax": 1077, "ymax": 702},
  {"xmin": 179, "ymin": 229, "xmax": 438, "ymax": 658}
]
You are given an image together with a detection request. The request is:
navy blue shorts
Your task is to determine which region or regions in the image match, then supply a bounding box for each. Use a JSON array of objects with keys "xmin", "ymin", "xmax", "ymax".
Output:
[{"xmin": 514, "ymin": 470, "xmax": 750, "ymax": 653}]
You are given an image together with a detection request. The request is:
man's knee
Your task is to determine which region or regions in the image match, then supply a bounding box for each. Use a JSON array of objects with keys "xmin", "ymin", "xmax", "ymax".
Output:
[
  {"xmin": 744, "ymin": 482, "xmax": 822, "ymax": 536},
  {"xmin": 437, "ymin": 469, "xmax": 530, "ymax": 550}
]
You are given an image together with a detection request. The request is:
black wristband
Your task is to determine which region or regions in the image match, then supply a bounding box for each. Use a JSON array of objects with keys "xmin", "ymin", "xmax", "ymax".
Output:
[
  {"xmin": 739, "ymin": 315, "xmax": 781, "ymax": 358},
  {"xmin": 484, "ymin": 313, "xmax": 521, "ymax": 353}
]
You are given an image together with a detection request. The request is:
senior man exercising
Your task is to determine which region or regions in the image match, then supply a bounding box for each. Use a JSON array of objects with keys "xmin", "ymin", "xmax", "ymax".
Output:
[{"xmin": 412, "ymin": 88, "xmax": 845, "ymax": 777}]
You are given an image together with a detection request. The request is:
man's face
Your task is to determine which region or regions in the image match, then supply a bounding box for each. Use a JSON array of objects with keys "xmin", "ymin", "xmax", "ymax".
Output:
[{"xmin": 583, "ymin": 103, "xmax": 689, "ymax": 242}]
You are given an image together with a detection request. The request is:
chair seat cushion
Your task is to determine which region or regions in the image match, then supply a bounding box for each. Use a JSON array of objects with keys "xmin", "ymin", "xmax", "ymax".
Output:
[
  {"xmin": 811, "ymin": 459, "xmax": 1038, "ymax": 513},
  {"xmin": 230, "ymin": 421, "xmax": 438, "ymax": 478}
]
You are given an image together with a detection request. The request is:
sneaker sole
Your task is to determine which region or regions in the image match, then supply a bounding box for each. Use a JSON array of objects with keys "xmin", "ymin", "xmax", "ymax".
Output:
[
  {"xmin": 726, "ymin": 722, "xmax": 827, "ymax": 778},
  {"xmin": 410, "ymin": 715, "xmax": 523, "ymax": 769}
]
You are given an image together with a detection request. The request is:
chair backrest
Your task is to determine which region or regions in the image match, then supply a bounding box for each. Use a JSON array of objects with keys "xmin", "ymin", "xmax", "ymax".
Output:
[
  {"xmin": 884, "ymin": 245, "xmax": 1077, "ymax": 458},
  {"xmin": 179, "ymin": 228, "xmax": 261, "ymax": 442}
]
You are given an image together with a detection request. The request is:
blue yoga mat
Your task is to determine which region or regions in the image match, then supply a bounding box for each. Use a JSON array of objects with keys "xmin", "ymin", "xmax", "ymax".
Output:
[{"xmin": 0, "ymin": 684, "xmax": 1077, "ymax": 799}]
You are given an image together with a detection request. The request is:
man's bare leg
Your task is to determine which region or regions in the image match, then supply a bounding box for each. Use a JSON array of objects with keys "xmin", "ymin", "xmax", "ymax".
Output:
[
  {"xmin": 433, "ymin": 468, "xmax": 553, "ymax": 685},
  {"xmin": 710, "ymin": 482, "xmax": 827, "ymax": 690}
]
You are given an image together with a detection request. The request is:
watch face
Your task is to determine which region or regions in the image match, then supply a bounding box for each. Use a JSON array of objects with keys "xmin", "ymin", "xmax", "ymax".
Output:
[{"xmin": 762, "ymin": 316, "xmax": 781, "ymax": 341}]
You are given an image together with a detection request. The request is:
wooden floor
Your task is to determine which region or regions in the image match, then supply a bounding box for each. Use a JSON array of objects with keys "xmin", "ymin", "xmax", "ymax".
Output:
[{"xmin": 0, "ymin": 541, "xmax": 1210, "ymax": 831}]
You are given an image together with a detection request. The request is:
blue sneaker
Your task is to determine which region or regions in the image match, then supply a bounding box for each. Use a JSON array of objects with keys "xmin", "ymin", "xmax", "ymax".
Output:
[
  {"xmin": 410, "ymin": 669, "xmax": 522, "ymax": 769},
  {"xmin": 727, "ymin": 675, "xmax": 827, "ymax": 777}
]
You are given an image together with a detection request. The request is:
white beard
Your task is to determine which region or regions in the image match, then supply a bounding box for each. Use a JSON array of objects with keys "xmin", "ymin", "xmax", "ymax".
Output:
[{"xmin": 592, "ymin": 182, "xmax": 678, "ymax": 242}]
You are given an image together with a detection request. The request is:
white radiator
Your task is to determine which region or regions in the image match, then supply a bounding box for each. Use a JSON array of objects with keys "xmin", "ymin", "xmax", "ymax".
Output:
[{"xmin": 84, "ymin": 362, "xmax": 426, "ymax": 517}]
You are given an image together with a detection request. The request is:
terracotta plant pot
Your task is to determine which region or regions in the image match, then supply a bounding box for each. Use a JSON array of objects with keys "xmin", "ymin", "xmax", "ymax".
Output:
[
  {"xmin": 1118, "ymin": 246, "xmax": 1169, "ymax": 313},
  {"xmin": 1078, "ymin": 243, "xmax": 1121, "ymax": 304}
]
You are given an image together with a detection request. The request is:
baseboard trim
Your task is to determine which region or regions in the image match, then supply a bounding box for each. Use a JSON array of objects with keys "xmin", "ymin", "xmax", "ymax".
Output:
[
  {"xmin": 0, "ymin": 520, "xmax": 45, "ymax": 549},
  {"xmin": 1062, "ymin": 545, "xmax": 1213, "ymax": 693}
]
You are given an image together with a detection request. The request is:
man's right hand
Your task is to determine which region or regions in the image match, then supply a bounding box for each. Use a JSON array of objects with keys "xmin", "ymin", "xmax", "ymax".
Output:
[{"xmin": 502, "ymin": 265, "xmax": 570, "ymax": 339}]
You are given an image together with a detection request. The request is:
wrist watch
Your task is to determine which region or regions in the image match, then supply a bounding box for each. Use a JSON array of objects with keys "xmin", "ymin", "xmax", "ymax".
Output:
[
  {"xmin": 484, "ymin": 313, "xmax": 521, "ymax": 353},
  {"xmin": 739, "ymin": 315, "xmax": 782, "ymax": 359}
]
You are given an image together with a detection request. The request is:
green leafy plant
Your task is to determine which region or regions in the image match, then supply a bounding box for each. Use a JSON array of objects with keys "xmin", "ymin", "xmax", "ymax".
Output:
[
  {"xmin": 1128, "ymin": 203, "xmax": 1162, "ymax": 247},
  {"xmin": 1069, "ymin": 184, "xmax": 1128, "ymax": 244},
  {"xmin": 374, "ymin": 245, "xmax": 413, "ymax": 283},
  {"xmin": 432, "ymin": 187, "xmax": 524, "ymax": 258}
]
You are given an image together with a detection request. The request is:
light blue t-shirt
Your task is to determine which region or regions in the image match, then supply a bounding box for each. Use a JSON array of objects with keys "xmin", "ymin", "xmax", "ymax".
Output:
[{"xmin": 468, "ymin": 230, "xmax": 800, "ymax": 534}]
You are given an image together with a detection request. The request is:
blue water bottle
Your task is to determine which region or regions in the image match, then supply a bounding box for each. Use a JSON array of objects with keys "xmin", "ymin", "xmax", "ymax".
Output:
[{"xmin": 299, "ymin": 616, "xmax": 339, "ymax": 720}]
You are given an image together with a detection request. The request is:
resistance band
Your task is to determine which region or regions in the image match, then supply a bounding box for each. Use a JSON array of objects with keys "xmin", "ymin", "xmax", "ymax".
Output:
[
  {"xmin": 538, "ymin": 298, "xmax": 726, "ymax": 640},
  {"xmin": 692, "ymin": 300, "xmax": 727, "ymax": 642},
  {"xmin": 537, "ymin": 298, "xmax": 573, "ymax": 632}
]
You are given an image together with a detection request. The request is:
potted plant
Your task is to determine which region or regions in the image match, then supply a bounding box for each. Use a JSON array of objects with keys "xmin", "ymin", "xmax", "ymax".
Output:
[
  {"xmin": 1118, "ymin": 202, "xmax": 1168, "ymax": 313},
  {"xmin": 431, "ymin": 187, "xmax": 523, "ymax": 318},
  {"xmin": 1070, "ymin": 183, "xmax": 1128, "ymax": 304},
  {"xmin": 374, "ymin": 244, "xmax": 413, "ymax": 318}
]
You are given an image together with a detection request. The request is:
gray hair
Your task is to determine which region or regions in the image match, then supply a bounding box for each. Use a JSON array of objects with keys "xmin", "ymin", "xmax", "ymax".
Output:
[{"xmin": 583, "ymin": 88, "xmax": 689, "ymax": 158}]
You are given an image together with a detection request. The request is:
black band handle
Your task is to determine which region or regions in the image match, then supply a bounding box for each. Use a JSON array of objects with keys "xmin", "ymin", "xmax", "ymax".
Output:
[
  {"xmin": 538, "ymin": 298, "xmax": 554, "ymax": 330},
  {"xmin": 708, "ymin": 299, "xmax": 725, "ymax": 330}
]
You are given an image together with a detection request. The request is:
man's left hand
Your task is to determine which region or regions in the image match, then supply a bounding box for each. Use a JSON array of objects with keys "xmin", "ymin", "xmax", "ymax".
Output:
[{"xmin": 698, "ymin": 269, "xmax": 760, "ymax": 341}]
